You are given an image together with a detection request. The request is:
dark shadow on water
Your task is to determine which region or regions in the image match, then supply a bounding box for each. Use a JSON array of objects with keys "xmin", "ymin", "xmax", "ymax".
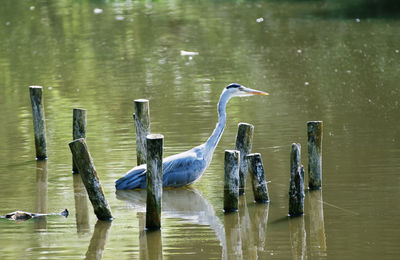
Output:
[{"xmin": 264, "ymin": 0, "xmax": 400, "ymax": 19}]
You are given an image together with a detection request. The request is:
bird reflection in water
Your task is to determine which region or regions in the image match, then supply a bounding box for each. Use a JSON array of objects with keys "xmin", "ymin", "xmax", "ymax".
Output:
[
  {"xmin": 117, "ymin": 187, "xmax": 225, "ymax": 258},
  {"xmin": 117, "ymin": 188, "xmax": 271, "ymax": 259}
]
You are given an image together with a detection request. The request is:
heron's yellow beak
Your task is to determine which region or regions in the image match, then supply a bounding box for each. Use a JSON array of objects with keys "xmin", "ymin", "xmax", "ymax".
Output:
[
  {"xmin": 243, "ymin": 87, "xmax": 269, "ymax": 96},
  {"xmin": 251, "ymin": 90, "xmax": 269, "ymax": 96}
]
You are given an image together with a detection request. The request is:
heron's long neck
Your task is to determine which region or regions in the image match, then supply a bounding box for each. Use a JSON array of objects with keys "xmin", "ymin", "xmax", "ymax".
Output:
[{"xmin": 205, "ymin": 91, "xmax": 231, "ymax": 156}]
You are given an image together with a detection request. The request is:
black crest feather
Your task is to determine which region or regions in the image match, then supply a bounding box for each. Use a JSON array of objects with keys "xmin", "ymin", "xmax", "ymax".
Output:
[{"xmin": 226, "ymin": 83, "xmax": 241, "ymax": 89}]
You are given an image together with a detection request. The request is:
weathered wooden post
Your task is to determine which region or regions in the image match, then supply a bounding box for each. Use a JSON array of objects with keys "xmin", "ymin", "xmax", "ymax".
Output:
[
  {"xmin": 235, "ymin": 123, "xmax": 254, "ymax": 195},
  {"xmin": 289, "ymin": 143, "xmax": 305, "ymax": 217},
  {"xmin": 29, "ymin": 86, "xmax": 47, "ymax": 160},
  {"xmin": 308, "ymin": 121, "xmax": 323, "ymax": 190},
  {"xmin": 145, "ymin": 134, "xmax": 163, "ymax": 230},
  {"xmin": 247, "ymin": 153, "xmax": 269, "ymax": 203},
  {"xmin": 69, "ymin": 138, "xmax": 113, "ymax": 221},
  {"xmin": 72, "ymin": 108, "xmax": 87, "ymax": 173},
  {"xmin": 224, "ymin": 150, "xmax": 240, "ymax": 213},
  {"xmin": 134, "ymin": 99, "xmax": 151, "ymax": 166}
]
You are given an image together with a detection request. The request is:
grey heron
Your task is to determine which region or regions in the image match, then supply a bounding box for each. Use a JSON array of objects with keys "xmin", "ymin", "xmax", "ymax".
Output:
[{"xmin": 115, "ymin": 83, "xmax": 268, "ymax": 190}]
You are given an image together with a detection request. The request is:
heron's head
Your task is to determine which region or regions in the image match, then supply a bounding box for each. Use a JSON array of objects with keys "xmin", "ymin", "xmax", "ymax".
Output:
[{"xmin": 225, "ymin": 83, "xmax": 269, "ymax": 97}]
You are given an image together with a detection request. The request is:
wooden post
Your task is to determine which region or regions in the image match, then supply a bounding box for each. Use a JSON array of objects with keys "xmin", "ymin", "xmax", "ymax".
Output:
[
  {"xmin": 247, "ymin": 153, "xmax": 269, "ymax": 203},
  {"xmin": 308, "ymin": 121, "xmax": 323, "ymax": 190},
  {"xmin": 145, "ymin": 134, "xmax": 163, "ymax": 230},
  {"xmin": 69, "ymin": 138, "xmax": 113, "ymax": 221},
  {"xmin": 224, "ymin": 150, "xmax": 240, "ymax": 213},
  {"xmin": 29, "ymin": 86, "xmax": 47, "ymax": 160},
  {"xmin": 289, "ymin": 143, "xmax": 305, "ymax": 217},
  {"xmin": 134, "ymin": 99, "xmax": 150, "ymax": 166},
  {"xmin": 72, "ymin": 108, "xmax": 87, "ymax": 173},
  {"xmin": 235, "ymin": 123, "xmax": 254, "ymax": 195}
]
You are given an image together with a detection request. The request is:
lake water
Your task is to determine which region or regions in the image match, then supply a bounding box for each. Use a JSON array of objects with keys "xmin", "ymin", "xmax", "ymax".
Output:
[{"xmin": 0, "ymin": 0, "xmax": 399, "ymax": 259}]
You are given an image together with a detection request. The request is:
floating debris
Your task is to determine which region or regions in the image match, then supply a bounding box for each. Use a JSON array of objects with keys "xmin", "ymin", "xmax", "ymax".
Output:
[
  {"xmin": 355, "ymin": 18, "xmax": 360, "ymax": 23},
  {"xmin": 180, "ymin": 50, "xmax": 199, "ymax": 56},
  {"xmin": 1, "ymin": 209, "xmax": 69, "ymax": 222},
  {"xmin": 395, "ymin": 50, "xmax": 399, "ymax": 54},
  {"xmin": 94, "ymin": 8, "xmax": 103, "ymax": 14},
  {"xmin": 256, "ymin": 17, "xmax": 264, "ymax": 23},
  {"xmin": 297, "ymin": 49, "xmax": 302, "ymax": 54},
  {"xmin": 30, "ymin": 6, "xmax": 35, "ymax": 11},
  {"xmin": 304, "ymin": 82, "xmax": 309, "ymax": 86}
]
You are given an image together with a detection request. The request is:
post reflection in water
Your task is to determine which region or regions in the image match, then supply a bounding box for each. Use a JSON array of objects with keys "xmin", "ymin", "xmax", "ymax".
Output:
[
  {"xmin": 238, "ymin": 196, "xmax": 256, "ymax": 259},
  {"xmin": 137, "ymin": 212, "xmax": 163, "ymax": 260},
  {"xmin": 249, "ymin": 200, "xmax": 269, "ymax": 254},
  {"xmin": 117, "ymin": 188, "xmax": 273, "ymax": 259},
  {"xmin": 116, "ymin": 188, "xmax": 225, "ymax": 259},
  {"xmin": 289, "ymin": 215, "xmax": 307, "ymax": 259},
  {"xmin": 85, "ymin": 220, "xmax": 112, "ymax": 260},
  {"xmin": 224, "ymin": 212, "xmax": 243, "ymax": 259},
  {"xmin": 73, "ymin": 173, "xmax": 90, "ymax": 234},
  {"xmin": 35, "ymin": 160, "xmax": 48, "ymax": 231},
  {"xmin": 308, "ymin": 190, "xmax": 327, "ymax": 257},
  {"xmin": 233, "ymin": 195, "xmax": 270, "ymax": 259}
]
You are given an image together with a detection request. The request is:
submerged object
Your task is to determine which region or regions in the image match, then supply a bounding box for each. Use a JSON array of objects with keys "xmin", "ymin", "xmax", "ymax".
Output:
[
  {"xmin": 1, "ymin": 209, "xmax": 69, "ymax": 221},
  {"xmin": 116, "ymin": 83, "xmax": 269, "ymax": 190}
]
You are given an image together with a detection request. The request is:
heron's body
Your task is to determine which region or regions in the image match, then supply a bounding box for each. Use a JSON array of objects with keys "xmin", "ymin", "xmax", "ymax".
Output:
[{"xmin": 115, "ymin": 84, "xmax": 268, "ymax": 190}]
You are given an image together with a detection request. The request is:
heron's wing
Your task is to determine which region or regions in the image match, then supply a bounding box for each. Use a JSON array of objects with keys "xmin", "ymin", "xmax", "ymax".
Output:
[
  {"xmin": 162, "ymin": 148, "xmax": 207, "ymax": 187},
  {"xmin": 115, "ymin": 145, "xmax": 208, "ymax": 189},
  {"xmin": 115, "ymin": 164, "xmax": 147, "ymax": 190}
]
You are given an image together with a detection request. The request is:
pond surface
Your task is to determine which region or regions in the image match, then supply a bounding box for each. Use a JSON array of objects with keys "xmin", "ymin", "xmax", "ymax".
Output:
[{"xmin": 1, "ymin": 0, "xmax": 400, "ymax": 259}]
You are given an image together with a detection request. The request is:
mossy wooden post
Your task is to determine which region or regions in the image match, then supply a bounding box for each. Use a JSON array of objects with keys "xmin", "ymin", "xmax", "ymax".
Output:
[
  {"xmin": 29, "ymin": 86, "xmax": 47, "ymax": 160},
  {"xmin": 235, "ymin": 123, "xmax": 254, "ymax": 195},
  {"xmin": 289, "ymin": 143, "xmax": 305, "ymax": 217},
  {"xmin": 308, "ymin": 121, "xmax": 323, "ymax": 190},
  {"xmin": 72, "ymin": 108, "xmax": 87, "ymax": 173},
  {"xmin": 224, "ymin": 150, "xmax": 240, "ymax": 213},
  {"xmin": 145, "ymin": 134, "xmax": 163, "ymax": 230},
  {"xmin": 69, "ymin": 138, "xmax": 113, "ymax": 221},
  {"xmin": 247, "ymin": 153, "xmax": 269, "ymax": 203},
  {"xmin": 134, "ymin": 99, "xmax": 150, "ymax": 166}
]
